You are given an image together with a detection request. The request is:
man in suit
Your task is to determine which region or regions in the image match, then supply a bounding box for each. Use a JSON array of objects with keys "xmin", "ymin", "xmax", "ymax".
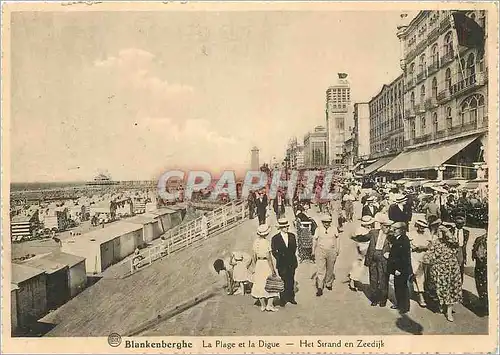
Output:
[
  {"xmin": 255, "ymin": 189, "xmax": 268, "ymax": 225},
  {"xmin": 454, "ymin": 215, "xmax": 470, "ymax": 282},
  {"xmin": 387, "ymin": 221, "xmax": 413, "ymax": 314},
  {"xmin": 388, "ymin": 194, "xmax": 412, "ymax": 227},
  {"xmin": 364, "ymin": 216, "xmax": 393, "ymax": 307},
  {"xmin": 362, "ymin": 196, "xmax": 378, "ymax": 217},
  {"xmin": 273, "ymin": 190, "xmax": 285, "ymax": 219},
  {"xmin": 271, "ymin": 218, "xmax": 298, "ymax": 306}
]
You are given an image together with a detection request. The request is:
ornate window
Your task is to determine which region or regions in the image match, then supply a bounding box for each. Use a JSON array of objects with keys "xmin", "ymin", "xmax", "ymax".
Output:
[
  {"xmin": 410, "ymin": 119, "xmax": 416, "ymax": 139},
  {"xmin": 410, "ymin": 91, "xmax": 415, "ymax": 108},
  {"xmin": 419, "ymin": 54, "xmax": 426, "ymax": 74},
  {"xmin": 467, "ymin": 53, "xmax": 476, "ymax": 78},
  {"xmin": 460, "ymin": 94, "xmax": 485, "ymax": 126},
  {"xmin": 444, "ymin": 32, "xmax": 453, "ymax": 56},
  {"xmin": 446, "ymin": 107, "xmax": 453, "ymax": 129},
  {"xmin": 445, "ymin": 68, "xmax": 452, "ymax": 90},
  {"xmin": 420, "ymin": 84, "xmax": 426, "ymax": 102},
  {"xmin": 432, "ymin": 77, "xmax": 438, "ymax": 98},
  {"xmin": 420, "ymin": 116, "xmax": 426, "ymax": 134},
  {"xmin": 431, "ymin": 43, "xmax": 439, "ymax": 64}
]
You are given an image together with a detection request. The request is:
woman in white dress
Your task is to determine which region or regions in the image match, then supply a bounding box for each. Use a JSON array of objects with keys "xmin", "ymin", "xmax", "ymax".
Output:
[
  {"xmin": 348, "ymin": 215, "xmax": 374, "ymax": 291},
  {"xmin": 251, "ymin": 224, "xmax": 280, "ymax": 312}
]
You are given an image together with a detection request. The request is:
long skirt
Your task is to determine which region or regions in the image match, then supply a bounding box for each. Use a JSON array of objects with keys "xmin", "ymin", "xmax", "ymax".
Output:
[
  {"xmin": 475, "ymin": 261, "xmax": 487, "ymax": 302},
  {"xmin": 429, "ymin": 260, "xmax": 462, "ymax": 305},
  {"xmin": 251, "ymin": 260, "xmax": 279, "ymax": 299},
  {"xmin": 297, "ymin": 225, "xmax": 313, "ymax": 261},
  {"xmin": 350, "ymin": 242, "xmax": 369, "ymax": 281}
]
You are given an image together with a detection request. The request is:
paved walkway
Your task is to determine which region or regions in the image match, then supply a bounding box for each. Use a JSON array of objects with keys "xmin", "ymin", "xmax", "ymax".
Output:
[
  {"xmin": 141, "ymin": 204, "xmax": 488, "ymax": 336},
  {"xmin": 42, "ymin": 203, "xmax": 488, "ymax": 336}
]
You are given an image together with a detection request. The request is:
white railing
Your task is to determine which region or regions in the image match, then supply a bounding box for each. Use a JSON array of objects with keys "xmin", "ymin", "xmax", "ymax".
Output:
[{"xmin": 128, "ymin": 200, "xmax": 248, "ymax": 275}]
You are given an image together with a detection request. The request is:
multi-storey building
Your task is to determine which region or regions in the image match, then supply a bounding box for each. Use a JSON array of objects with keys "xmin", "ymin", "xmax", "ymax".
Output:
[
  {"xmin": 326, "ymin": 73, "xmax": 353, "ymax": 166},
  {"xmin": 304, "ymin": 126, "xmax": 328, "ymax": 168},
  {"xmin": 353, "ymin": 102, "xmax": 371, "ymax": 162},
  {"xmin": 285, "ymin": 137, "xmax": 305, "ymax": 170},
  {"xmin": 381, "ymin": 10, "xmax": 488, "ymax": 180},
  {"xmin": 357, "ymin": 75, "xmax": 405, "ymax": 180}
]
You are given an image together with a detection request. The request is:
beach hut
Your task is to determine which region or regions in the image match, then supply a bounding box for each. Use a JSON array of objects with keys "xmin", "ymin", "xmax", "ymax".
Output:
[
  {"xmin": 25, "ymin": 252, "xmax": 87, "ymax": 299},
  {"xmin": 127, "ymin": 214, "xmax": 159, "ymax": 243},
  {"xmin": 61, "ymin": 222, "xmax": 143, "ymax": 274},
  {"xmin": 11, "ymin": 264, "xmax": 47, "ymax": 329},
  {"xmin": 148, "ymin": 208, "xmax": 182, "ymax": 232}
]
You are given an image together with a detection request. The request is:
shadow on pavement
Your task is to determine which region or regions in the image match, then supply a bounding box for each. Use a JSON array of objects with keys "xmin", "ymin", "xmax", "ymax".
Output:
[
  {"xmin": 462, "ymin": 289, "xmax": 488, "ymax": 317},
  {"xmin": 396, "ymin": 314, "xmax": 424, "ymax": 335}
]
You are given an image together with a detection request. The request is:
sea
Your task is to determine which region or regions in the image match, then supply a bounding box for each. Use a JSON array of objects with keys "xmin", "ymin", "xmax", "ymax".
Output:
[{"xmin": 10, "ymin": 182, "xmax": 87, "ymax": 192}]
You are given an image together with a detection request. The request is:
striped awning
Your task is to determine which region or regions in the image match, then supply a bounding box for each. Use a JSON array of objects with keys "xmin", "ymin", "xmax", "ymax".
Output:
[
  {"xmin": 362, "ymin": 156, "xmax": 396, "ymax": 175},
  {"xmin": 380, "ymin": 135, "xmax": 481, "ymax": 173}
]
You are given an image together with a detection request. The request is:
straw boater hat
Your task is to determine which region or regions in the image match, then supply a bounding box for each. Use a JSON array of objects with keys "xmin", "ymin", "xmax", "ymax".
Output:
[
  {"xmin": 257, "ymin": 224, "xmax": 271, "ymax": 236},
  {"xmin": 366, "ymin": 196, "xmax": 376, "ymax": 202},
  {"xmin": 320, "ymin": 214, "xmax": 333, "ymax": 223},
  {"xmin": 428, "ymin": 218, "xmax": 442, "ymax": 226},
  {"xmin": 391, "ymin": 221, "xmax": 407, "ymax": 230},
  {"xmin": 454, "ymin": 215, "xmax": 466, "ymax": 223},
  {"xmin": 415, "ymin": 219, "xmax": 428, "ymax": 228},
  {"xmin": 360, "ymin": 215, "xmax": 375, "ymax": 226},
  {"xmin": 395, "ymin": 194, "xmax": 408, "ymax": 204},
  {"xmin": 376, "ymin": 214, "xmax": 393, "ymax": 226},
  {"xmin": 277, "ymin": 218, "xmax": 290, "ymax": 228}
]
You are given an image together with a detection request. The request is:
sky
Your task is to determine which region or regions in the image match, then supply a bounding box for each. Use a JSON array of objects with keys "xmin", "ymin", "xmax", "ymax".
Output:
[{"xmin": 10, "ymin": 10, "xmax": 417, "ymax": 182}]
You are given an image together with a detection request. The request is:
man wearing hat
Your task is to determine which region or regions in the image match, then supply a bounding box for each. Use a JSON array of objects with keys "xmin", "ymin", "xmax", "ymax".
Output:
[
  {"xmin": 362, "ymin": 196, "xmax": 378, "ymax": 218},
  {"xmin": 409, "ymin": 220, "xmax": 432, "ymax": 307},
  {"xmin": 313, "ymin": 214, "xmax": 341, "ymax": 296},
  {"xmin": 453, "ymin": 215, "xmax": 470, "ymax": 282},
  {"xmin": 271, "ymin": 218, "xmax": 298, "ymax": 306},
  {"xmin": 387, "ymin": 221, "xmax": 413, "ymax": 314},
  {"xmin": 364, "ymin": 215, "xmax": 392, "ymax": 307},
  {"xmin": 388, "ymin": 194, "xmax": 412, "ymax": 227},
  {"xmin": 255, "ymin": 189, "xmax": 269, "ymax": 225}
]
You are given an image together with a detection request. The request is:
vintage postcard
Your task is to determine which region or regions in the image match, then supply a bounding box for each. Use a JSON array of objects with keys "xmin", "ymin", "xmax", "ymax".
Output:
[{"xmin": 1, "ymin": 1, "xmax": 498, "ymax": 354}]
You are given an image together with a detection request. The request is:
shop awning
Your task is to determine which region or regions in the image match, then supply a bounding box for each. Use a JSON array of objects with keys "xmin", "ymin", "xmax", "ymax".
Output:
[
  {"xmin": 380, "ymin": 135, "xmax": 480, "ymax": 173},
  {"xmin": 361, "ymin": 156, "xmax": 396, "ymax": 175}
]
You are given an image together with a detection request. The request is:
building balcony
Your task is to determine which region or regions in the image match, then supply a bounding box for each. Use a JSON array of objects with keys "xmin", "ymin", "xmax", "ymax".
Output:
[
  {"xmin": 440, "ymin": 51, "xmax": 455, "ymax": 66},
  {"xmin": 413, "ymin": 133, "xmax": 432, "ymax": 145},
  {"xmin": 416, "ymin": 71, "xmax": 426, "ymax": 84},
  {"xmin": 450, "ymin": 72, "xmax": 486, "ymax": 97},
  {"xmin": 405, "ymin": 77, "xmax": 415, "ymax": 90},
  {"xmin": 414, "ymin": 103, "xmax": 425, "ymax": 113},
  {"xmin": 404, "ymin": 108, "xmax": 416, "ymax": 118},
  {"xmin": 427, "ymin": 61, "xmax": 439, "ymax": 75},
  {"xmin": 437, "ymin": 89, "xmax": 451, "ymax": 103},
  {"xmin": 424, "ymin": 97, "xmax": 438, "ymax": 110},
  {"xmin": 439, "ymin": 16, "xmax": 451, "ymax": 32},
  {"xmin": 427, "ymin": 26, "xmax": 440, "ymax": 42},
  {"xmin": 433, "ymin": 130, "xmax": 447, "ymax": 140}
]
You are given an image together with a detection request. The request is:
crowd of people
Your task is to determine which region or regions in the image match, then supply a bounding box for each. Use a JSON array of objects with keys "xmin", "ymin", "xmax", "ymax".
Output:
[{"xmin": 213, "ymin": 177, "xmax": 489, "ymax": 322}]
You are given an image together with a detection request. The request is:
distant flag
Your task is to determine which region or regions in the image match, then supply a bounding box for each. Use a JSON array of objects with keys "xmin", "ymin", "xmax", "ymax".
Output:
[
  {"xmin": 400, "ymin": 13, "xmax": 408, "ymax": 19},
  {"xmin": 451, "ymin": 11, "xmax": 485, "ymax": 55},
  {"xmin": 338, "ymin": 73, "xmax": 348, "ymax": 79}
]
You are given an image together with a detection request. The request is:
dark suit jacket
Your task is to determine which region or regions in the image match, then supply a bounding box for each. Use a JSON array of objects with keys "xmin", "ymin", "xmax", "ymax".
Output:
[
  {"xmin": 273, "ymin": 196, "xmax": 285, "ymax": 214},
  {"xmin": 362, "ymin": 205, "xmax": 378, "ymax": 218},
  {"xmin": 364, "ymin": 229, "xmax": 391, "ymax": 267},
  {"xmin": 271, "ymin": 232, "xmax": 298, "ymax": 271},
  {"xmin": 387, "ymin": 233, "xmax": 412, "ymax": 276},
  {"xmin": 255, "ymin": 195, "xmax": 268, "ymax": 215},
  {"xmin": 388, "ymin": 203, "xmax": 412, "ymax": 223}
]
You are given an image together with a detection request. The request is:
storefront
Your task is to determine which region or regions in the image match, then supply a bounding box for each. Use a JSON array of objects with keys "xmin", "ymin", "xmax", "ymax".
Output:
[{"xmin": 379, "ymin": 134, "xmax": 487, "ymax": 181}]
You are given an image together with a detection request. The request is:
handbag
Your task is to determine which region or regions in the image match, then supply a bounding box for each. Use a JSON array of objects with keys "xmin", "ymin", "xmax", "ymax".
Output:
[{"xmin": 265, "ymin": 275, "xmax": 285, "ymax": 293}]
